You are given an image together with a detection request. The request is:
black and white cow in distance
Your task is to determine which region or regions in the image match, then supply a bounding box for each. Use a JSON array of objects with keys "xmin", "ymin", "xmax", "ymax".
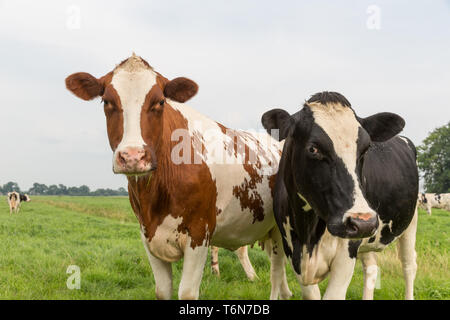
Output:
[
  {"xmin": 7, "ymin": 192, "xmax": 31, "ymax": 214},
  {"xmin": 262, "ymin": 92, "xmax": 419, "ymax": 299},
  {"xmin": 418, "ymin": 192, "xmax": 450, "ymax": 215}
]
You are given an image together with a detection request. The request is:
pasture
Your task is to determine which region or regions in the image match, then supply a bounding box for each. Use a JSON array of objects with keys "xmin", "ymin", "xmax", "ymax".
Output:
[{"xmin": 0, "ymin": 196, "xmax": 448, "ymax": 300}]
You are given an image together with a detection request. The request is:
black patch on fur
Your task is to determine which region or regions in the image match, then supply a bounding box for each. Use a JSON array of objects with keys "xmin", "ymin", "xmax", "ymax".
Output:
[
  {"xmin": 348, "ymin": 240, "xmax": 362, "ymax": 258},
  {"xmin": 8, "ymin": 193, "xmax": 17, "ymax": 201},
  {"xmin": 306, "ymin": 91, "xmax": 351, "ymax": 107},
  {"xmin": 368, "ymin": 236, "xmax": 376, "ymax": 243},
  {"xmin": 421, "ymin": 193, "xmax": 427, "ymax": 204},
  {"xmin": 435, "ymin": 194, "xmax": 441, "ymax": 203},
  {"xmin": 261, "ymin": 109, "xmax": 293, "ymax": 141}
]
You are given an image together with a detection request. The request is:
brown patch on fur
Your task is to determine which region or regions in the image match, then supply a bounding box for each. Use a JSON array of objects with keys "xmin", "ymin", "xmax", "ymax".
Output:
[
  {"xmin": 215, "ymin": 124, "xmax": 277, "ymax": 224},
  {"xmin": 227, "ymin": 130, "xmax": 267, "ymax": 223},
  {"xmin": 164, "ymin": 77, "xmax": 198, "ymax": 103},
  {"xmin": 102, "ymin": 84, "xmax": 123, "ymax": 151},
  {"xmin": 268, "ymin": 173, "xmax": 277, "ymax": 198},
  {"xmin": 65, "ymin": 72, "xmax": 104, "ymax": 101}
]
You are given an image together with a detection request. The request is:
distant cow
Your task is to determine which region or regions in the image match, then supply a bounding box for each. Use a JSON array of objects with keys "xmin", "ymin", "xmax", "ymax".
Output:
[
  {"xmin": 262, "ymin": 91, "xmax": 419, "ymax": 299},
  {"xmin": 7, "ymin": 192, "xmax": 30, "ymax": 214},
  {"xmin": 418, "ymin": 192, "xmax": 450, "ymax": 215},
  {"xmin": 65, "ymin": 54, "xmax": 291, "ymax": 300}
]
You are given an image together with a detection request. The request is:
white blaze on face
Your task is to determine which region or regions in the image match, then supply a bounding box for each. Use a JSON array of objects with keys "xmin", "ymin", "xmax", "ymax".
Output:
[
  {"xmin": 308, "ymin": 102, "xmax": 375, "ymax": 219},
  {"xmin": 110, "ymin": 56, "xmax": 157, "ymax": 159}
]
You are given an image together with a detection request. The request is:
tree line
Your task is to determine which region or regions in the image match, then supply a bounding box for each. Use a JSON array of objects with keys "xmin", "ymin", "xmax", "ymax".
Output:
[
  {"xmin": 417, "ymin": 121, "xmax": 449, "ymax": 193},
  {"xmin": 0, "ymin": 182, "xmax": 128, "ymax": 196}
]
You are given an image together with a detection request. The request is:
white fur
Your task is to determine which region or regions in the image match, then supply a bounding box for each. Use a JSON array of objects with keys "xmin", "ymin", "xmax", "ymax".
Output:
[
  {"xmin": 111, "ymin": 60, "xmax": 157, "ymax": 170},
  {"xmin": 308, "ymin": 102, "xmax": 376, "ymax": 220}
]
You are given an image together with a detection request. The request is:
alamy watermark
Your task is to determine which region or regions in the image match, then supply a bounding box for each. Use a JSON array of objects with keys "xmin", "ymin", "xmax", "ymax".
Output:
[
  {"xmin": 66, "ymin": 265, "xmax": 81, "ymax": 290},
  {"xmin": 366, "ymin": 5, "xmax": 381, "ymax": 30},
  {"xmin": 169, "ymin": 123, "xmax": 280, "ymax": 176},
  {"xmin": 66, "ymin": 5, "xmax": 81, "ymax": 30}
]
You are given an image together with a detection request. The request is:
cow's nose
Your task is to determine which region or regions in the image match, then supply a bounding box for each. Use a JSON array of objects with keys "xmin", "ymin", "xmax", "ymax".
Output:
[
  {"xmin": 118, "ymin": 148, "xmax": 146, "ymax": 165},
  {"xmin": 345, "ymin": 213, "xmax": 378, "ymax": 239}
]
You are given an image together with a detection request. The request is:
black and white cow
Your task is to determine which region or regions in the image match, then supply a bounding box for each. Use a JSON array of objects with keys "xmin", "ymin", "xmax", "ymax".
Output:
[
  {"xmin": 262, "ymin": 92, "xmax": 419, "ymax": 300},
  {"xmin": 7, "ymin": 192, "xmax": 30, "ymax": 214},
  {"xmin": 418, "ymin": 192, "xmax": 450, "ymax": 215}
]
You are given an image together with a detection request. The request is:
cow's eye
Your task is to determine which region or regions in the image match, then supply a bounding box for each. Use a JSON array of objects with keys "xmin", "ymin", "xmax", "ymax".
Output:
[
  {"xmin": 102, "ymin": 98, "xmax": 112, "ymax": 107},
  {"xmin": 307, "ymin": 145, "xmax": 324, "ymax": 160},
  {"xmin": 309, "ymin": 146, "xmax": 319, "ymax": 154},
  {"xmin": 159, "ymin": 99, "xmax": 165, "ymax": 106}
]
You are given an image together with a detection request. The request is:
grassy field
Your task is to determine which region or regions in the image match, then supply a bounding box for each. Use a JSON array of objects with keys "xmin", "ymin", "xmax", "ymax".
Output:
[{"xmin": 0, "ymin": 195, "xmax": 448, "ymax": 300}]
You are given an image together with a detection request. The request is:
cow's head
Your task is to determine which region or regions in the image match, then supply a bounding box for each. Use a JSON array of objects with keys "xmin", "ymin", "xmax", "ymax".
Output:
[
  {"xmin": 65, "ymin": 53, "xmax": 198, "ymax": 175},
  {"xmin": 418, "ymin": 192, "xmax": 427, "ymax": 204},
  {"xmin": 262, "ymin": 92, "xmax": 405, "ymax": 239},
  {"xmin": 7, "ymin": 192, "xmax": 17, "ymax": 201}
]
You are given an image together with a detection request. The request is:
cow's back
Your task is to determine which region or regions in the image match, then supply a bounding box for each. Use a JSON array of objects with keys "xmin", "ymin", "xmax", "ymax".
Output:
[{"xmin": 171, "ymin": 101, "xmax": 282, "ymax": 249}]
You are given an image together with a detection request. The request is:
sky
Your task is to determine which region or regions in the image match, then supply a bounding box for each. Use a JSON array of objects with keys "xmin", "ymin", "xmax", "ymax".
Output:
[{"xmin": 0, "ymin": 0, "xmax": 449, "ymax": 191}]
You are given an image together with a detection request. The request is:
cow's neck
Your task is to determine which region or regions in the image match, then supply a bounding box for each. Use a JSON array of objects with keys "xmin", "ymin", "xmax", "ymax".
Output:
[
  {"xmin": 126, "ymin": 103, "xmax": 203, "ymax": 234},
  {"xmin": 292, "ymin": 191, "xmax": 327, "ymax": 254}
]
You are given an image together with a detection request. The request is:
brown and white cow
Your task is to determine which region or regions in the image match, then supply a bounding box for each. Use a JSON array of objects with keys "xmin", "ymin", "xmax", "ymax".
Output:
[{"xmin": 65, "ymin": 54, "xmax": 290, "ymax": 300}]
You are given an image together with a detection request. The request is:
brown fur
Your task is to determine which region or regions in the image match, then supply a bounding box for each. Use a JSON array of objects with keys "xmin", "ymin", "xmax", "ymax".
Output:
[
  {"xmin": 128, "ymin": 104, "xmax": 217, "ymax": 248},
  {"xmin": 164, "ymin": 77, "xmax": 198, "ymax": 103}
]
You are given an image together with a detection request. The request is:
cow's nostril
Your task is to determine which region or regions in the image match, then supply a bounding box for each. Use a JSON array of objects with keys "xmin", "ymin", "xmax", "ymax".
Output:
[
  {"xmin": 345, "ymin": 218, "xmax": 359, "ymax": 236},
  {"xmin": 345, "ymin": 215, "xmax": 378, "ymax": 239},
  {"xmin": 118, "ymin": 152, "xmax": 127, "ymax": 165},
  {"xmin": 346, "ymin": 219, "xmax": 358, "ymax": 233}
]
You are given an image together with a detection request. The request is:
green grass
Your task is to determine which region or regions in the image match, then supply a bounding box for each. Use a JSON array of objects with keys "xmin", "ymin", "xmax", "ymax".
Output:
[{"xmin": 0, "ymin": 196, "xmax": 448, "ymax": 299}]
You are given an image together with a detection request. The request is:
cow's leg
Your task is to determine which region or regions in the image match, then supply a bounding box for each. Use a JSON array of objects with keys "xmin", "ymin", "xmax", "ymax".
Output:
[
  {"xmin": 235, "ymin": 246, "xmax": 258, "ymax": 281},
  {"xmin": 178, "ymin": 240, "xmax": 209, "ymax": 300},
  {"xmin": 427, "ymin": 203, "xmax": 432, "ymax": 215},
  {"xmin": 268, "ymin": 228, "xmax": 292, "ymax": 300},
  {"xmin": 210, "ymin": 246, "xmax": 220, "ymax": 277},
  {"xmin": 397, "ymin": 208, "xmax": 418, "ymax": 300},
  {"xmin": 322, "ymin": 246, "xmax": 356, "ymax": 300},
  {"xmin": 300, "ymin": 284, "xmax": 321, "ymax": 300},
  {"xmin": 359, "ymin": 252, "xmax": 378, "ymax": 300},
  {"xmin": 140, "ymin": 232, "xmax": 173, "ymax": 300}
]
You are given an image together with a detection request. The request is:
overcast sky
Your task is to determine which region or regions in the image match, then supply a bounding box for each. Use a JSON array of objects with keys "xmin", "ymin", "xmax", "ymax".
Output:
[{"xmin": 0, "ymin": 0, "xmax": 449, "ymax": 191}]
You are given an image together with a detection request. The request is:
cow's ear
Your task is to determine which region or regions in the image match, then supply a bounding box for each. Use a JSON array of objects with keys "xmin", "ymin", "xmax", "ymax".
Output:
[
  {"xmin": 164, "ymin": 77, "xmax": 198, "ymax": 103},
  {"xmin": 65, "ymin": 72, "xmax": 104, "ymax": 101},
  {"xmin": 261, "ymin": 108, "xmax": 293, "ymax": 141},
  {"xmin": 359, "ymin": 112, "xmax": 405, "ymax": 142}
]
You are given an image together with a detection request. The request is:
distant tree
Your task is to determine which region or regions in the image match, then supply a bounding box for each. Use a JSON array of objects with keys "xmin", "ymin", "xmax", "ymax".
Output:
[
  {"xmin": 48, "ymin": 184, "xmax": 60, "ymax": 195},
  {"xmin": 2, "ymin": 181, "xmax": 21, "ymax": 193},
  {"xmin": 58, "ymin": 184, "xmax": 68, "ymax": 195},
  {"xmin": 28, "ymin": 183, "xmax": 48, "ymax": 195},
  {"xmin": 78, "ymin": 185, "xmax": 90, "ymax": 195},
  {"xmin": 117, "ymin": 187, "xmax": 128, "ymax": 196},
  {"xmin": 23, "ymin": 182, "xmax": 127, "ymax": 196},
  {"xmin": 417, "ymin": 121, "xmax": 450, "ymax": 193}
]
